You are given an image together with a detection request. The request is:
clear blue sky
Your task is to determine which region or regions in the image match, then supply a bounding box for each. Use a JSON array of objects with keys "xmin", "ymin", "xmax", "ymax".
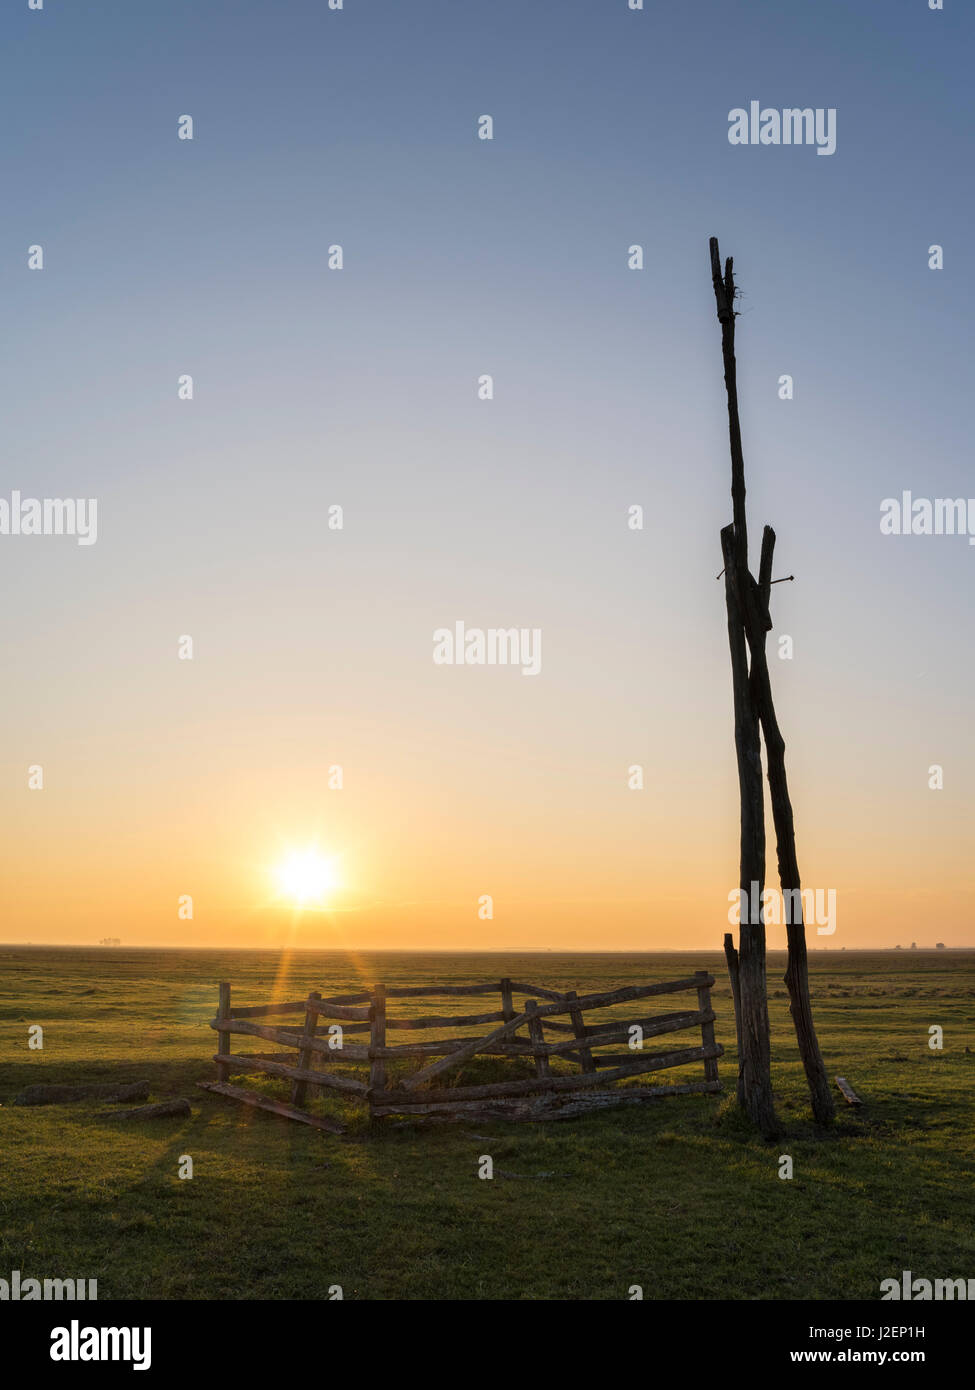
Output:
[{"xmin": 1, "ymin": 0, "xmax": 972, "ymax": 948}]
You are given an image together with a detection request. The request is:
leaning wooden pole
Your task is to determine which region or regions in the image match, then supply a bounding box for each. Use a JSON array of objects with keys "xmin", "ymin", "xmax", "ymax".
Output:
[
  {"xmin": 746, "ymin": 529, "xmax": 835, "ymax": 1124},
  {"xmin": 710, "ymin": 236, "xmax": 834, "ymax": 1128},
  {"xmin": 711, "ymin": 239, "xmax": 777, "ymax": 1137}
]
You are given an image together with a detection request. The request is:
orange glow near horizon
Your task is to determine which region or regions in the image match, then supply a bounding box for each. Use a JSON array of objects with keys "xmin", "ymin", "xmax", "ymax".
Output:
[{"xmin": 6, "ymin": 676, "xmax": 975, "ymax": 951}]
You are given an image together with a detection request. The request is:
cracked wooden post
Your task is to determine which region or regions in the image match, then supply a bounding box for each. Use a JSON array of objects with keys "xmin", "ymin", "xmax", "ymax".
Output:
[{"xmin": 712, "ymin": 236, "xmax": 777, "ymax": 1138}]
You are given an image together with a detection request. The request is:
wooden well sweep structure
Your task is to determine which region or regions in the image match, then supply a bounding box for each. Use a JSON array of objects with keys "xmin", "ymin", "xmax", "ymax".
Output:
[
  {"xmin": 708, "ymin": 235, "xmax": 834, "ymax": 1135},
  {"xmin": 199, "ymin": 973, "xmax": 723, "ymax": 1130}
]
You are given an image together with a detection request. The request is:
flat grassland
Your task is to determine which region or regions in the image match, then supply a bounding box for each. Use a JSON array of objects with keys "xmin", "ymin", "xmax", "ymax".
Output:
[{"xmin": 2, "ymin": 946, "xmax": 973, "ymax": 1300}]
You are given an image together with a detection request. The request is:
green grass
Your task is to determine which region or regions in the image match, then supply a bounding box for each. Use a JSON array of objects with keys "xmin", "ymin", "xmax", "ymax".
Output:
[{"xmin": 2, "ymin": 946, "xmax": 973, "ymax": 1300}]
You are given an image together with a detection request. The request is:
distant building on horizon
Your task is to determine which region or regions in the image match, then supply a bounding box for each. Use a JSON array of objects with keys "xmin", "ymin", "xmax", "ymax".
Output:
[{"xmin": 99, "ymin": 937, "xmax": 121, "ymax": 947}]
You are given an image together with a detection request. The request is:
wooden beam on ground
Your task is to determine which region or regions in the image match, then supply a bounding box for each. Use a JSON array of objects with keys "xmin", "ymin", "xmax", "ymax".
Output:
[
  {"xmin": 834, "ymin": 1076, "xmax": 863, "ymax": 1107},
  {"xmin": 99, "ymin": 1099, "xmax": 192, "ymax": 1121},
  {"xmin": 197, "ymin": 1081, "xmax": 345, "ymax": 1133},
  {"xmin": 379, "ymin": 1042, "xmax": 723, "ymax": 1105},
  {"xmin": 370, "ymin": 1079, "xmax": 723, "ymax": 1120}
]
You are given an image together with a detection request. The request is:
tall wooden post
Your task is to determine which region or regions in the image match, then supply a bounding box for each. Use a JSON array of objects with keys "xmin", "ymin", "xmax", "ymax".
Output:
[
  {"xmin": 710, "ymin": 235, "xmax": 833, "ymax": 1129},
  {"xmin": 711, "ymin": 239, "xmax": 777, "ymax": 1137}
]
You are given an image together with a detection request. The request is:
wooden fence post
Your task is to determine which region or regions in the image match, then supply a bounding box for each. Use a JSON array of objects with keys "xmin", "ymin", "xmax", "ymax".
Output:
[
  {"xmin": 500, "ymin": 978, "xmax": 515, "ymax": 1023},
  {"xmin": 292, "ymin": 991, "xmax": 321, "ymax": 1108},
  {"xmin": 565, "ymin": 990, "xmax": 595, "ymax": 1073},
  {"xmin": 696, "ymin": 971, "xmax": 719, "ymax": 1084},
  {"xmin": 369, "ymin": 984, "xmax": 387, "ymax": 1111},
  {"xmin": 217, "ymin": 982, "xmax": 232, "ymax": 1083},
  {"xmin": 525, "ymin": 999, "xmax": 550, "ymax": 1078}
]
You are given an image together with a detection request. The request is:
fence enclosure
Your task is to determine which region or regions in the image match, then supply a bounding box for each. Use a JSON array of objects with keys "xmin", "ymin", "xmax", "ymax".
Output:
[{"xmin": 198, "ymin": 973, "xmax": 723, "ymax": 1132}]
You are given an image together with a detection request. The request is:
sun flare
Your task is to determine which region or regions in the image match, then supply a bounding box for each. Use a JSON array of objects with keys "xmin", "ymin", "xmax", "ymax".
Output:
[{"xmin": 274, "ymin": 849, "xmax": 338, "ymax": 907}]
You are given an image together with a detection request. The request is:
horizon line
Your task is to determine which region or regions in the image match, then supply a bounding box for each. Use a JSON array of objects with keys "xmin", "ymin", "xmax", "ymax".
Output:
[{"xmin": 3, "ymin": 942, "xmax": 974, "ymax": 954}]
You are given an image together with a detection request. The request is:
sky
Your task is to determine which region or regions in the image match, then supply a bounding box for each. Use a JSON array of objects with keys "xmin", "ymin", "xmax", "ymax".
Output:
[{"xmin": 1, "ymin": 0, "xmax": 972, "ymax": 950}]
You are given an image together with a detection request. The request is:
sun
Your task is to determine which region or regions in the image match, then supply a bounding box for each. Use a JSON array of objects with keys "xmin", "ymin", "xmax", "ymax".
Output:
[{"xmin": 274, "ymin": 849, "xmax": 338, "ymax": 907}]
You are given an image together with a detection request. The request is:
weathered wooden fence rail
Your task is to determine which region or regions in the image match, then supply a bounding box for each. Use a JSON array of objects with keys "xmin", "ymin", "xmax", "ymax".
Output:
[{"xmin": 198, "ymin": 973, "xmax": 723, "ymax": 1132}]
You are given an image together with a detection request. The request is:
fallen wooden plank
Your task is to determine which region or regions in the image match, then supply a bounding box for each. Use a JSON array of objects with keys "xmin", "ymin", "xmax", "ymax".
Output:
[
  {"xmin": 378, "ymin": 1043, "xmax": 724, "ymax": 1104},
  {"xmin": 371, "ymin": 1079, "xmax": 723, "ymax": 1120},
  {"xmin": 521, "ymin": 1080, "xmax": 723, "ymax": 1119},
  {"xmin": 98, "ymin": 1099, "xmax": 191, "ymax": 1121},
  {"xmin": 13, "ymin": 1080, "xmax": 150, "ymax": 1107},
  {"xmin": 196, "ymin": 1081, "xmax": 345, "ymax": 1134},
  {"xmin": 495, "ymin": 1168, "xmax": 570, "ymax": 1179},
  {"xmin": 834, "ymin": 1076, "xmax": 863, "ymax": 1106}
]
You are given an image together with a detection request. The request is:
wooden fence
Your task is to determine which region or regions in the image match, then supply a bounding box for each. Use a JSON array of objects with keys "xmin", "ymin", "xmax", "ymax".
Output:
[{"xmin": 197, "ymin": 973, "xmax": 723, "ymax": 1131}]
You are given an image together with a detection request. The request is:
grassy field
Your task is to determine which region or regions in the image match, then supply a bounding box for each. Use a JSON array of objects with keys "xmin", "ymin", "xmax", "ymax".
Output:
[{"xmin": 2, "ymin": 946, "xmax": 973, "ymax": 1301}]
